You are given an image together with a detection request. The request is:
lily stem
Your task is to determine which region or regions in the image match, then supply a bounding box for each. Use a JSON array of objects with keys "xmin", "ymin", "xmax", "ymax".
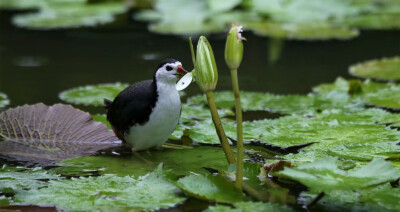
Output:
[
  {"xmin": 230, "ymin": 69, "xmax": 244, "ymax": 191},
  {"xmin": 206, "ymin": 91, "xmax": 236, "ymax": 164}
]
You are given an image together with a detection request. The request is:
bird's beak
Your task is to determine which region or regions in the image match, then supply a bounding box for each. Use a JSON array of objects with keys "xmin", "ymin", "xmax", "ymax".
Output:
[{"xmin": 176, "ymin": 65, "xmax": 187, "ymax": 77}]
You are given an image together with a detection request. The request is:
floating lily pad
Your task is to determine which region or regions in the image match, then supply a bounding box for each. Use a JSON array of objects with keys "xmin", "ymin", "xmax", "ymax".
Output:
[
  {"xmin": 313, "ymin": 77, "xmax": 400, "ymax": 110},
  {"xmin": 56, "ymin": 146, "xmax": 235, "ymax": 177},
  {"xmin": 0, "ymin": 93, "xmax": 9, "ymax": 108},
  {"xmin": 59, "ymin": 82, "xmax": 129, "ymax": 106},
  {"xmin": 345, "ymin": 14, "xmax": 400, "ymax": 29},
  {"xmin": 360, "ymin": 184, "xmax": 400, "ymax": 211},
  {"xmin": 14, "ymin": 164, "xmax": 186, "ymax": 211},
  {"xmin": 0, "ymin": 166, "xmax": 60, "ymax": 195},
  {"xmin": 176, "ymin": 174, "xmax": 243, "ymax": 204},
  {"xmin": 206, "ymin": 201, "xmax": 294, "ymax": 212},
  {"xmin": 247, "ymin": 22, "xmax": 359, "ymax": 40},
  {"xmin": 188, "ymin": 91, "xmax": 361, "ymax": 115},
  {"xmin": 12, "ymin": 1, "xmax": 127, "ymax": 29},
  {"xmin": 0, "ymin": 0, "xmax": 44, "ymax": 10},
  {"xmin": 349, "ymin": 57, "xmax": 400, "ymax": 81},
  {"xmin": 277, "ymin": 157, "xmax": 400, "ymax": 192},
  {"xmin": 0, "ymin": 103, "xmax": 121, "ymax": 166}
]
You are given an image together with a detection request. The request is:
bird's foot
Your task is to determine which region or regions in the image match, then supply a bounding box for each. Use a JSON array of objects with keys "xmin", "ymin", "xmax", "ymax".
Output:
[{"xmin": 132, "ymin": 150, "xmax": 154, "ymax": 165}]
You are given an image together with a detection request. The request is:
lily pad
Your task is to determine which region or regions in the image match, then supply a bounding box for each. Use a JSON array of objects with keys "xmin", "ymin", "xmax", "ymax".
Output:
[
  {"xmin": 59, "ymin": 82, "xmax": 129, "ymax": 106},
  {"xmin": 14, "ymin": 164, "xmax": 186, "ymax": 211},
  {"xmin": 345, "ymin": 14, "xmax": 400, "ymax": 29},
  {"xmin": 206, "ymin": 201, "xmax": 294, "ymax": 212},
  {"xmin": 176, "ymin": 174, "xmax": 243, "ymax": 204},
  {"xmin": 56, "ymin": 146, "xmax": 235, "ymax": 177},
  {"xmin": 349, "ymin": 57, "xmax": 400, "ymax": 81},
  {"xmin": 0, "ymin": 93, "xmax": 9, "ymax": 108},
  {"xmin": 0, "ymin": 103, "xmax": 121, "ymax": 166},
  {"xmin": 12, "ymin": 1, "xmax": 127, "ymax": 29},
  {"xmin": 313, "ymin": 77, "xmax": 400, "ymax": 110},
  {"xmin": 277, "ymin": 157, "xmax": 400, "ymax": 192},
  {"xmin": 0, "ymin": 165, "xmax": 60, "ymax": 195},
  {"xmin": 188, "ymin": 91, "xmax": 361, "ymax": 115},
  {"xmin": 247, "ymin": 22, "xmax": 359, "ymax": 40},
  {"xmin": 0, "ymin": 0, "xmax": 44, "ymax": 10},
  {"xmin": 360, "ymin": 184, "xmax": 400, "ymax": 211}
]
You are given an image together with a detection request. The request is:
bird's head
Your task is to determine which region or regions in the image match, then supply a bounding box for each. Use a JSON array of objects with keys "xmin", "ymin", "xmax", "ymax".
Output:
[{"xmin": 155, "ymin": 59, "xmax": 187, "ymax": 84}]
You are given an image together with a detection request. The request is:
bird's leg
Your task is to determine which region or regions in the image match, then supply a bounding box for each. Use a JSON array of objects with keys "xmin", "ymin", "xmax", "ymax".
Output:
[{"xmin": 132, "ymin": 149, "xmax": 153, "ymax": 164}]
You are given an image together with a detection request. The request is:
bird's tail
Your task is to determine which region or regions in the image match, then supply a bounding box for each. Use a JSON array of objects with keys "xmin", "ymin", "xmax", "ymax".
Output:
[{"xmin": 104, "ymin": 99, "xmax": 113, "ymax": 110}]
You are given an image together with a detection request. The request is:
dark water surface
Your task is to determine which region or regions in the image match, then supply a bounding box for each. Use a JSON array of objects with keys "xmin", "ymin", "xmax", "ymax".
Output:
[{"xmin": 1, "ymin": 11, "xmax": 399, "ymax": 114}]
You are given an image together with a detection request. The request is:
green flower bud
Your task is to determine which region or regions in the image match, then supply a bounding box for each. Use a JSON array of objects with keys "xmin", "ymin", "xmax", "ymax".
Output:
[
  {"xmin": 225, "ymin": 26, "xmax": 244, "ymax": 70},
  {"xmin": 194, "ymin": 36, "xmax": 218, "ymax": 92}
]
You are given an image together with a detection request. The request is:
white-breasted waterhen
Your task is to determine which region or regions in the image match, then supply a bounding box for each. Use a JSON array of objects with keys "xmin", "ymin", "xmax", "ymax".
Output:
[{"xmin": 104, "ymin": 59, "xmax": 187, "ymax": 151}]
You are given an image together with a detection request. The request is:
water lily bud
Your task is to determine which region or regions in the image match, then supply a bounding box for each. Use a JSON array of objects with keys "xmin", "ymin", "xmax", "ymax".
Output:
[
  {"xmin": 195, "ymin": 36, "xmax": 218, "ymax": 92},
  {"xmin": 225, "ymin": 26, "xmax": 244, "ymax": 70}
]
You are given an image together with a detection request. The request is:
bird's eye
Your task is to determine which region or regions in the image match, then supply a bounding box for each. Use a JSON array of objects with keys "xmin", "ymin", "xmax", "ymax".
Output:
[{"xmin": 166, "ymin": 65, "xmax": 173, "ymax": 71}]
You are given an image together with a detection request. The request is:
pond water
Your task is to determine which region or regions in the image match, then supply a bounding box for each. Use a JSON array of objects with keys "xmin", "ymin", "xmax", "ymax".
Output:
[{"xmin": 1, "ymin": 11, "xmax": 399, "ymax": 115}]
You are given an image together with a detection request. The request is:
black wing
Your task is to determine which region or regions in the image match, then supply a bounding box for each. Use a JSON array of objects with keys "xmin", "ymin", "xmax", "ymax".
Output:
[{"xmin": 105, "ymin": 80, "xmax": 158, "ymax": 134}]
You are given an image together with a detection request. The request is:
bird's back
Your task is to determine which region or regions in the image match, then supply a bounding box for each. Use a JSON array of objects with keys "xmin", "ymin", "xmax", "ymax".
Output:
[{"xmin": 105, "ymin": 80, "xmax": 158, "ymax": 137}]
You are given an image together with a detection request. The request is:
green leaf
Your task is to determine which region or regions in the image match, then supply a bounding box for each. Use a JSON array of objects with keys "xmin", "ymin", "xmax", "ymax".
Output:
[
  {"xmin": 246, "ymin": 21, "xmax": 359, "ymax": 40},
  {"xmin": 56, "ymin": 146, "xmax": 233, "ymax": 177},
  {"xmin": 176, "ymin": 173, "xmax": 243, "ymax": 204},
  {"xmin": 14, "ymin": 164, "xmax": 186, "ymax": 211},
  {"xmin": 188, "ymin": 91, "xmax": 361, "ymax": 115},
  {"xmin": 0, "ymin": 165, "xmax": 60, "ymax": 195},
  {"xmin": 59, "ymin": 82, "xmax": 129, "ymax": 106},
  {"xmin": 360, "ymin": 184, "xmax": 400, "ymax": 211},
  {"xmin": 12, "ymin": 1, "xmax": 127, "ymax": 29},
  {"xmin": 277, "ymin": 157, "xmax": 400, "ymax": 192},
  {"xmin": 0, "ymin": 93, "xmax": 9, "ymax": 108},
  {"xmin": 313, "ymin": 77, "xmax": 400, "ymax": 110},
  {"xmin": 345, "ymin": 14, "xmax": 400, "ymax": 29},
  {"xmin": 206, "ymin": 201, "xmax": 294, "ymax": 212},
  {"xmin": 349, "ymin": 57, "xmax": 400, "ymax": 81},
  {"xmin": 0, "ymin": 0, "xmax": 45, "ymax": 10},
  {"xmin": 0, "ymin": 103, "xmax": 121, "ymax": 166},
  {"xmin": 206, "ymin": 0, "xmax": 241, "ymax": 12}
]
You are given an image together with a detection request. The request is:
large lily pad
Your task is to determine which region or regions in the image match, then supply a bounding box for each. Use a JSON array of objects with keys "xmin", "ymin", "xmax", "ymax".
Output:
[
  {"xmin": 0, "ymin": 93, "xmax": 9, "ymax": 108},
  {"xmin": 59, "ymin": 82, "xmax": 129, "ymax": 106},
  {"xmin": 14, "ymin": 164, "xmax": 186, "ymax": 211},
  {"xmin": 277, "ymin": 157, "xmax": 400, "ymax": 192},
  {"xmin": 349, "ymin": 57, "xmax": 400, "ymax": 81},
  {"xmin": 12, "ymin": 0, "xmax": 127, "ymax": 29},
  {"xmin": 187, "ymin": 91, "xmax": 361, "ymax": 115},
  {"xmin": 0, "ymin": 103, "xmax": 121, "ymax": 166},
  {"xmin": 176, "ymin": 174, "xmax": 243, "ymax": 204},
  {"xmin": 0, "ymin": 0, "xmax": 44, "ymax": 10}
]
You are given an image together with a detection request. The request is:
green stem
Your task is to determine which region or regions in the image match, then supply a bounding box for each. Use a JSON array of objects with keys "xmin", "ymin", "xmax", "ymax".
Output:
[
  {"xmin": 206, "ymin": 91, "xmax": 236, "ymax": 164},
  {"xmin": 230, "ymin": 69, "xmax": 243, "ymax": 191}
]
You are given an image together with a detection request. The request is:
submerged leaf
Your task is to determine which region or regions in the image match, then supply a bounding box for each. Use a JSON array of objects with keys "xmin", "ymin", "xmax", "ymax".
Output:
[
  {"xmin": 59, "ymin": 82, "xmax": 129, "ymax": 106},
  {"xmin": 349, "ymin": 57, "xmax": 400, "ymax": 81},
  {"xmin": 176, "ymin": 173, "xmax": 243, "ymax": 204},
  {"xmin": 277, "ymin": 157, "xmax": 400, "ymax": 192},
  {"xmin": 0, "ymin": 93, "xmax": 9, "ymax": 108},
  {"xmin": 14, "ymin": 164, "xmax": 186, "ymax": 211},
  {"xmin": 57, "ymin": 146, "xmax": 233, "ymax": 177},
  {"xmin": 0, "ymin": 103, "xmax": 121, "ymax": 165}
]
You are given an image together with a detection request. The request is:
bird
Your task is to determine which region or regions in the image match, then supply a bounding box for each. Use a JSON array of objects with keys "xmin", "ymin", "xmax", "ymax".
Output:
[{"xmin": 104, "ymin": 59, "xmax": 187, "ymax": 151}]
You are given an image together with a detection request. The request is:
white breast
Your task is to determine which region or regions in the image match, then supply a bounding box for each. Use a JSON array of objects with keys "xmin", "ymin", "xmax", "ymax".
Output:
[{"xmin": 125, "ymin": 81, "xmax": 181, "ymax": 151}]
